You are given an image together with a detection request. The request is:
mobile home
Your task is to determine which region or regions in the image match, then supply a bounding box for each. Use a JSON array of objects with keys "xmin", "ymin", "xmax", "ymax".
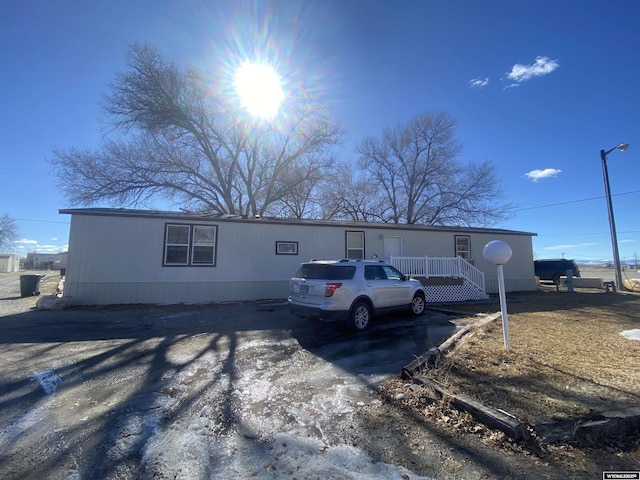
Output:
[{"xmin": 59, "ymin": 208, "xmax": 537, "ymax": 305}]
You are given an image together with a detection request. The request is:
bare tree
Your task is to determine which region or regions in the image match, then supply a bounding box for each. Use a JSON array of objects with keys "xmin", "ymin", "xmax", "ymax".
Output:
[
  {"xmin": 318, "ymin": 162, "xmax": 389, "ymax": 222},
  {"xmin": 0, "ymin": 214, "xmax": 19, "ymax": 252},
  {"xmin": 51, "ymin": 43, "xmax": 343, "ymax": 216},
  {"xmin": 264, "ymin": 153, "xmax": 333, "ymax": 219},
  {"xmin": 355, "ymin": 112, "xmax": 511, "ymax": 226}
]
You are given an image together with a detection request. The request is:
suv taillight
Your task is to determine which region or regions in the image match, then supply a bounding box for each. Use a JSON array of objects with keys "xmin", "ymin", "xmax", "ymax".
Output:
[{"xmin": 325, "ymin": 282, "xmax": 342, "ymax": 297}]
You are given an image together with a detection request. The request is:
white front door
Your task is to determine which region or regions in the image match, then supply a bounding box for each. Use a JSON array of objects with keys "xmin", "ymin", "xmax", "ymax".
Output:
[{"xmin": 384, "ymin": 236, "xmax": 402, "ymax": 260}]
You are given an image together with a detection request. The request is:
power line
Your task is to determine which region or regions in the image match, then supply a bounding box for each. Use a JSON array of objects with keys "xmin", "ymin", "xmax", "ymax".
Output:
[
  {"xmin": 14, "ymin": 218, "xmax": 70, "ymax": 225},
  {"xmin": 513, "ymin": 190, "xmax": 640, "ymax": 212},
  {"xmin": 8, "ymin": 190, "xmax": 640, "ymax": 227},
  {"xmin": 537, "ymin": 230, "xmax": 640, "ymax": 237}
]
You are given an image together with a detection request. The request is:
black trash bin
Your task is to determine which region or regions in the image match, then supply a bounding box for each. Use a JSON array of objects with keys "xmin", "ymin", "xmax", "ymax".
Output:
[{"xmin": 20, "ymin": 275, "xmax": 42, "ymax": 297}]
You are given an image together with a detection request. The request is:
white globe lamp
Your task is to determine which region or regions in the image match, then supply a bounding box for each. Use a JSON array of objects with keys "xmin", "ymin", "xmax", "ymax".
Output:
[{"xmin": 483, "ymin": 240, "xmax": 512, "ymax": 265}]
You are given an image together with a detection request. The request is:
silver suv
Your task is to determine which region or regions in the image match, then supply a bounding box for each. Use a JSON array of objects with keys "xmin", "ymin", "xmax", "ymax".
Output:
[{"xmin": 288, "ymin": 259, "xmax": 426, "ymax": 330}]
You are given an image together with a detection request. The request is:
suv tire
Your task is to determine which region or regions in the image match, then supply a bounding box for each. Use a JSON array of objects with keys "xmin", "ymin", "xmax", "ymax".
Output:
[
  {"xmin": 348, "ymin": 300, "xmax": 371, "ymax": 331},
  {"xmin": 411, "ymin": 292, "xmax": 426, "ymax": 316}
]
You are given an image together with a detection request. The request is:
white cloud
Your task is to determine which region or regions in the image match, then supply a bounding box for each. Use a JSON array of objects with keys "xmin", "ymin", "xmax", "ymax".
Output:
[
  {"xmin": 469, "ymin": 77, "xmax": 489, "ymax": 88},
  {"xmin": 33, "ymin": 244, "xmax": 66, "ymax": 254},
  {"xmin": 507, "ymin": 56, "xmax": 559, "ymax": 83},
  {"xmin": 15, "ymin": 238, "xmax": 38, "ymax": 245},
  {"xmin": 545, "ymin": 243, "xmax": 599, "ymax": 251},
  {"xmin": 12, "ymin": 238, "xmax": 67, "ymax": 254},
  {"xmin": 525, "ymin": 168, "xmax": 562, "ymax": 182},
  {"xmin": 51, "ymin": 237, "xmax": 58, "ymax": 241}
]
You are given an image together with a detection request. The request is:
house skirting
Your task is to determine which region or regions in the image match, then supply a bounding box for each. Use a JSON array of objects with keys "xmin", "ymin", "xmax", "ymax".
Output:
[
  {"xmin": 416, "ymin": 276, "xmax": 489, "ymax": 303},
  {"xmin": 63, "ymin": 280, "xmax": 290, "ymax": 305},
  {"xmin": 63, "ymin": 277, "xmax": 538, "ymax": 306}
]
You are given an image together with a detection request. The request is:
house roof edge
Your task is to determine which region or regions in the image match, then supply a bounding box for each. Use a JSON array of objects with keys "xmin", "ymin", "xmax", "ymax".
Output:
[{"xmin": 58, "ymin": 207, "xmax": 537, "ymax": 237}]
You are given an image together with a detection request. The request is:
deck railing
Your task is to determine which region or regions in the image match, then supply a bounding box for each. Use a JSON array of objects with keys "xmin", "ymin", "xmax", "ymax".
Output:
[{"xmin": 390, "ymin": 256, "xmax": 485, "ymax": 292}]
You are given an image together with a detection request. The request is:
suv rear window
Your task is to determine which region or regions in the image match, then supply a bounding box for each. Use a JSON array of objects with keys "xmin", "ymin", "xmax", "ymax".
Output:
[{"xmin": 295, "ymin": 264, "xmax": 356, "ymax": 280}]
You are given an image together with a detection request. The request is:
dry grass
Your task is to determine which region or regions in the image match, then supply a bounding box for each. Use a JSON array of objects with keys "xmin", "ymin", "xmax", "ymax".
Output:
[
  {"xmin": 380, "ymin": 286, "xmax": 640, "ymax": 475},
  {"xmin": 434, "ymin": 286, "xmax": 640, "ymax": 426}
]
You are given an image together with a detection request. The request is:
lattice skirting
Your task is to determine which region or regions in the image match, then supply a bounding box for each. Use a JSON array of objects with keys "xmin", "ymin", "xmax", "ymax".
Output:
[{"xmin": 424, "ymin": 279, "xmax": 489, "ymax": 303}]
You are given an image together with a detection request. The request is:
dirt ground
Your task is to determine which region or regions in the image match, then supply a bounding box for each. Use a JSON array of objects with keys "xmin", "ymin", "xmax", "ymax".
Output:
[{"xmin": 380, "ymin": 284, "xmax": 640, "ymax": 477}]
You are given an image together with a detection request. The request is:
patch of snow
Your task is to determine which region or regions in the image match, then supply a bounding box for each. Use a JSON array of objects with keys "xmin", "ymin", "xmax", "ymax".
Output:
[
  {"xmin": 105, "ymin": 392, "xmax": 178, "ymax": 462},
  {"xmin": 141, "ymin": 418, "xmax": 211, "ymax": 479},
  {"xmin": 0, "ymin": 397, "xmax": 55, "ymax": 447},
  {"xmin": 620, "ymin": 329, "xmax": 640, "ymax": 341},
  {"xmin": 208, "ymin": 432, "xmax": 432, "ymax": 479},
  {"xmin": 34, "ymin": 370, "xmax": 62, "ymax": 394}
]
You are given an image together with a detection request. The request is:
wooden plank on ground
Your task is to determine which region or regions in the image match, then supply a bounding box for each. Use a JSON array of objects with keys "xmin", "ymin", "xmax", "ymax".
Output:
[
  {"xmin": 414, "ymin": 376, "xmax": 530, "ymax": 441},
  {"xmin": 402, "ymin": 312, "xmax": 501, "ymax": 378}
]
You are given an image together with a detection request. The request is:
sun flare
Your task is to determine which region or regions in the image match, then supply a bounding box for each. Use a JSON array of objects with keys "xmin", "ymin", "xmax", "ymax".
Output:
[{"xmin": 234, "ymin": 62, "xmax": 284, "ymax": 119}]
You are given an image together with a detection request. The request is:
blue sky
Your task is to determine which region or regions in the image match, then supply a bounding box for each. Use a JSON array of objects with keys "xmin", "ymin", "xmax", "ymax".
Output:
[{"xmin": 1, "ymin": 0, "xmax": 639, "ymax": 263}]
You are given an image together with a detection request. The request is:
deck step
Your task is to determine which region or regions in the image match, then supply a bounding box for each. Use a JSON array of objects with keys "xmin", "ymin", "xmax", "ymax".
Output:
[{"xmin": 415, "ymin": 276, "xmax": 463, "ymax": 287}]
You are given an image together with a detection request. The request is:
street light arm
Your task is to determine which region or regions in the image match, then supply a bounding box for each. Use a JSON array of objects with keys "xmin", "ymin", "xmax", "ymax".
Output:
[{"xmin": 604, "ymin": 143, "xmax": 630, "ymax": 156}]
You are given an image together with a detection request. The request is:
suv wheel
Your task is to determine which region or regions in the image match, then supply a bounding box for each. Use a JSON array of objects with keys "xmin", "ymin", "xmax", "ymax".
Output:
[
  {"xmin": 348, "ymin": 300, "xmax": 371, "ymax": 331},
  {"xmin": 411, "ymin": 292, "xmax": 426, "ymax": 316}
]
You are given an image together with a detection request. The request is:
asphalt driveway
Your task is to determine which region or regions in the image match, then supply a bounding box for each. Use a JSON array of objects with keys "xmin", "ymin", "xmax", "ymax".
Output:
[{"xmin": 0, "ymin": 273, "xmax": 461, "ymax": 479}]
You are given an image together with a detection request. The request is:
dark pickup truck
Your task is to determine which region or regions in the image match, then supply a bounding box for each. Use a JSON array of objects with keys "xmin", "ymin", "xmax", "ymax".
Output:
[{"xmin": 534, "ymin": 259, "xmax": 581, "ymax": 284}]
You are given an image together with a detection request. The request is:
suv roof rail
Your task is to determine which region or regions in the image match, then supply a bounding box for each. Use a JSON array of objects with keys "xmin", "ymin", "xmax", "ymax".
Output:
[{"xmin": 307, "ymin": 258, "xmax": 392, "ymax": 264}]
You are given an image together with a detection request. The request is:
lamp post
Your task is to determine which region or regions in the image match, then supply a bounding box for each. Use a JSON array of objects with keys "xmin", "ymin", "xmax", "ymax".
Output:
[
  {"xmin": 600, "ymin": 143, "xmax": 630, "ymax": 291},
  {"xmin": 483, "ymin": 240, "xmax": 513, "ymax": 352}
]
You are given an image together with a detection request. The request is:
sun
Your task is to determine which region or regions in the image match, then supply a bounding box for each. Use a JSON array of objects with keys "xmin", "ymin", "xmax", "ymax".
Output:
[{"xmin": 234, "ymin": 62, "xmax": 284, "ymax": 119}]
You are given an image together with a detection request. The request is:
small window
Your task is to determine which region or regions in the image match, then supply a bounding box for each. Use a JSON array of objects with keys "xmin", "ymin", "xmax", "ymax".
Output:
[
  {"xmin": 381, "ymin": 265, "xmax": 403, "ymax": 281},
  {"xmin": 192, "ymin": 225, "xmax": 217, "ymax": 265},
  {"xmin": 364, "ymin": 265, "xmax": 385, "ymax": 280},
  {"xmin": 346, "ymin": 231, "xmax": 365, "ymax": 259},
  {"xmin": 296, "ymin": 264, "xmax": 356, "ymax": 280},
  {"xmin": 164, "ymin": 223, "xmax": 217, "ymax": 266},
  {"xmin": 165, "ymin": 225, "xmax": 190, "ymax": 265},
  {"xmin": 455, "ymin": 235, "xmax": 471, "ymax": 260}
]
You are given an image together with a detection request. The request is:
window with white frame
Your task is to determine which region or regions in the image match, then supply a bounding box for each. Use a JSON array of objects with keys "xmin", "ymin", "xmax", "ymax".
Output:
[
  {"xmin": 346, "ymin": 231, "xmax": 365, "ymax": 259},
  {"xmin": 455, "ymin": 235, "xmax": 471, "ymax": 260},
  {"xmin": 164, "ymin": 223, "xmax": 217, "ymax": 266}
]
